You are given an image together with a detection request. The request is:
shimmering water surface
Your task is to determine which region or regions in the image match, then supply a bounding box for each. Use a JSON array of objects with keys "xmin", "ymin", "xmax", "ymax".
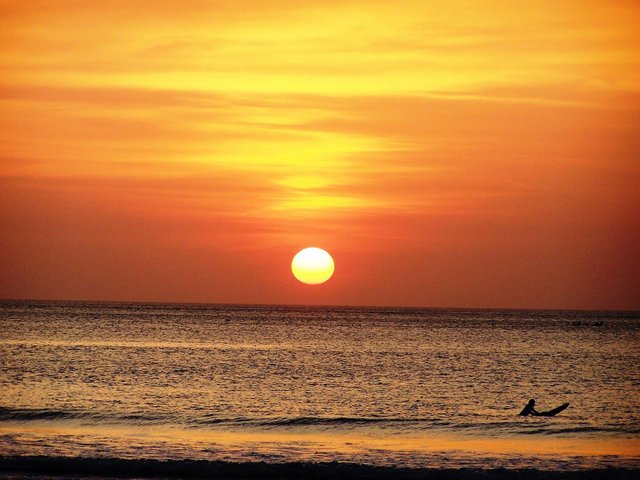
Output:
[{"xmin": 1, "ymin": 301, "xmax": 639, "ymax": 470}]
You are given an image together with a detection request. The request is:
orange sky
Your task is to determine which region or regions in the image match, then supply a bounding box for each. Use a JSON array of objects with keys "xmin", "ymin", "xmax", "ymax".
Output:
[{"xmin": 1, "ymin": 0, "xmax": 639, "ymax": 309}]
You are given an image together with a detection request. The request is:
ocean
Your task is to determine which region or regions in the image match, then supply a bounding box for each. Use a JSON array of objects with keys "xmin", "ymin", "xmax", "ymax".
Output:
[{"xmin": 1, "ymin": 301, "xmax": 639, "ymax": 477}]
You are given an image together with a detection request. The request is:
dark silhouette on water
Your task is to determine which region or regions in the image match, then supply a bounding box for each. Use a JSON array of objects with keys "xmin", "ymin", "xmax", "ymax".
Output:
[
  {"xmin": 519, "ymin": 399, "xmax": 538, "ymax": 416},
  {"xmin": 519, "ymin": 399, "xmax": 569, "ymax": 417}
]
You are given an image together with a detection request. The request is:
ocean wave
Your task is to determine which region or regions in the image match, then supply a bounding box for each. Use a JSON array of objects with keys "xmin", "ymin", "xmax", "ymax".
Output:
[
  {"xmin": 0, "ymin": 408, "xmax": 436, "ymax": 428},
  {"xmin": 0, "ymin": 407, "xmax": 80, "ymax": 421},
  {"xmin": 0, "ymin": 407, "xmax": 163, "ymax": 424},
  {"xmin": 264, "ymin": 416, "xmax": 436, "ymax": 426},
  {"xmin": 3, "ymin": 407, "xmax": 638, "ymax": 436},
  {"xmin": 0, "ymin": 455, "xmax": 638, "ymax": 480},
  {"xmin": 197, "ymin": 415, "xmax": 451, "ymax": 428},
  {"xmin": 520, "ymin": 426, "xmax": 640, "ymax": 435}
]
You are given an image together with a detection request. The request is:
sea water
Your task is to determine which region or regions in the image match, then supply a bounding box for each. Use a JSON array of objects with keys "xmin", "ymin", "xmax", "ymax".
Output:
[{"xmin": 1, "ymin": 301, "xmax": 639, "ymax": 471}]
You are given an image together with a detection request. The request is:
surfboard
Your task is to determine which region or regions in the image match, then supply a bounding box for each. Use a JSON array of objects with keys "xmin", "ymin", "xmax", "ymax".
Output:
[{"xmin": 536, "ymin": 402, "xmax": 569, "ymax": 417}]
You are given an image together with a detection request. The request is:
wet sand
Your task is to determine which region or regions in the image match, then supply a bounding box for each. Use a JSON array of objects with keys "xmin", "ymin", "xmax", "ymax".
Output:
[
  {"xmin": 2, "ymin": 420, "xmax": 639, "ymax": 471},
  {"xmin": 1, "ymin": 456, "xmax": 639, "ymax": 480}
]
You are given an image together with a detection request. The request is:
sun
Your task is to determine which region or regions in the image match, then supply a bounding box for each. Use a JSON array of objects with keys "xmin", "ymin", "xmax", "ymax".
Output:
[{"xmin": 291, "ymin": 247, "xmax": 335, "ymax": 285}]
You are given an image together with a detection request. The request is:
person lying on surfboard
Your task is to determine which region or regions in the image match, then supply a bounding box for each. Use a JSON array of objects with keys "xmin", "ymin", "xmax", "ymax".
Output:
[{"xmin": 519, "ymin": 399, "xmax": 569, "ymax": 416}]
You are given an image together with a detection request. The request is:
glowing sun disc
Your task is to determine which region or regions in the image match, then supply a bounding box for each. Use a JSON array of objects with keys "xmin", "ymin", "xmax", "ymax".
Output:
[{"xmin": 291, "ymin": 247, "xmax": 335, "ymax": 285}]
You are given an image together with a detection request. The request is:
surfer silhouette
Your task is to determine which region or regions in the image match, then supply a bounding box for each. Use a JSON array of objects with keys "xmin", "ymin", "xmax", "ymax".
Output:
[
  {"xmin": 519, "ymin": 399, "xmax": 539, "ymax": 416},
  {"xmin": 519, "ymin": 398, "xmax": 569, "ymax": 417}
]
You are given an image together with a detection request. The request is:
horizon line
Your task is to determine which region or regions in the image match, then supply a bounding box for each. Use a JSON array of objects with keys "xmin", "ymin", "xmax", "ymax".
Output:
[{"xmin": 1, "ymin": 297, "xmax": 638, "ymax": 314}]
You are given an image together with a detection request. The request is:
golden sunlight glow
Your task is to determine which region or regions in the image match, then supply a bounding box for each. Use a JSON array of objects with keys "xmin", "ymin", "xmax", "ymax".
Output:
[
  {"xmin": 291, "ymin": 247, "xmax": 335, "ymax": 285},
  {"xmin": 0, "ymin": 0, "xmax": 639, "ymax": 308}
]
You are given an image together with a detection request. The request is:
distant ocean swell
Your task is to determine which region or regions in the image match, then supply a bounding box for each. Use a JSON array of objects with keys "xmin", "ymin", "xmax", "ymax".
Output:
[
  {"xmin": 0, "ymin": 456, "xmax": 639, "ymax": 480},
  {"xmin": 2, "ymin": 407, "xmax": 639, "ymax": 436}
]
